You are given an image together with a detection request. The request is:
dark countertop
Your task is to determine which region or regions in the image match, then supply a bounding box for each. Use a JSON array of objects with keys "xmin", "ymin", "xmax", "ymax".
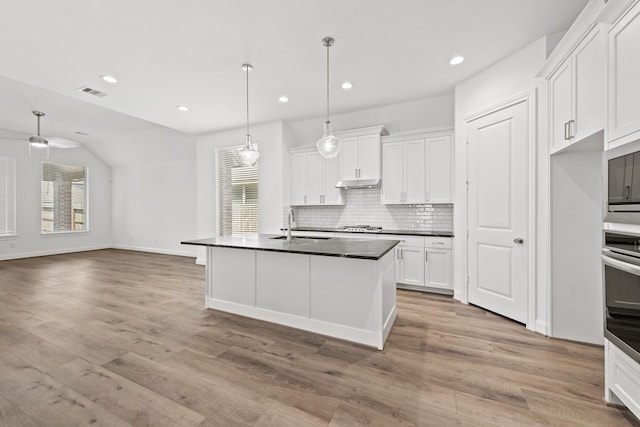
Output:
[
  {"xmin": 181, "ymin": 234, "xmax": 400, "ymax": 260},
  {"xmin": 288, "ymin": 226, "xmax": 454, "ymax": 238}
]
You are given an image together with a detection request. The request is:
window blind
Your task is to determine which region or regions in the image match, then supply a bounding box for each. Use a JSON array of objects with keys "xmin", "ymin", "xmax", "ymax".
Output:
[
  {"xmin": 0, "ymin": 157, "xmax": 16, "ymax": 236},
  {"xmin": 42, "ymin": 163, "xmax": 87, "ymax": 232},
  {"xmin": 216, "ymin": 145, "xmax": 259, "ymax": 236}
]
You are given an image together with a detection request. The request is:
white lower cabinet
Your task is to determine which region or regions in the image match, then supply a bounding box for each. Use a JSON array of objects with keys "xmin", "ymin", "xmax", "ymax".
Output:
[
  {"xmin": 606, "ymin": 339, "xmax": 640, "ymax": 420},
  {"xmin": 396, "ymin": 243, "xmax": 425, "ymax": 286},
  {"xmin": 379, "ymin": 234, "xmax": 453, "ymax": 293}
]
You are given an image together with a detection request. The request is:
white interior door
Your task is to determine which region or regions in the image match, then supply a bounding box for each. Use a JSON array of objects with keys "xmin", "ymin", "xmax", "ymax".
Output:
[{"xmin": 467, "ymin": 100, "xmax": 528, "ymax": 324}]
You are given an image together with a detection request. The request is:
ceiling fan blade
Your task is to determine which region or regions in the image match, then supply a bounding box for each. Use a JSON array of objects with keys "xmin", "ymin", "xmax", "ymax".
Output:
[
  {"xmin": 47, "ymin": 137, "xmax": 81, "ymax": 149},
  {"xmin": 0, "ymin": 128, "xmax": 29, "ymax": 140}
]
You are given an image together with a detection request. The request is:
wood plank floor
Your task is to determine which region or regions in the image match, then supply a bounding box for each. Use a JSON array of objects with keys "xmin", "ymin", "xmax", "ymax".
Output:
[{"xmin": 0, "ymin": 249, "xmax": 638, "ymax": 426}]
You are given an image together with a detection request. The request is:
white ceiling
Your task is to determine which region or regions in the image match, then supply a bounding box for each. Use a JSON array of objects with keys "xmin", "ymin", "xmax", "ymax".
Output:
[{"xmin": 0, "ymin": 0, "xmax": 588, "ymax": 151}]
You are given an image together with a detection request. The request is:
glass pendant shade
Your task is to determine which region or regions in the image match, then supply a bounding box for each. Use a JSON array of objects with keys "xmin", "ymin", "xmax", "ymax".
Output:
[
  {"xmin": 238, "ymin": 135, "xmax": 260, "ymax": 166},
  {"xmin": 237, "ymin": 63, "xmax": 259, "ymax": 166},
  {"xmin": 316, "ymin": 121, "xmax": 340, "ymax": 158},
  {"xmin": 317, "ymin": 36, "xmax": 341, "ymax": 159}
]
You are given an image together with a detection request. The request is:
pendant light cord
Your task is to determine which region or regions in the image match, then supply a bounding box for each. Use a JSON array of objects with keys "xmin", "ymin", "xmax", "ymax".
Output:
[
  {"xmin": 326, "ymin": 41, "xmax": 330, "ymax": 123},
  {"xmin": 246, "ymin": 66, "xmax": 250, "ymax": 138}
]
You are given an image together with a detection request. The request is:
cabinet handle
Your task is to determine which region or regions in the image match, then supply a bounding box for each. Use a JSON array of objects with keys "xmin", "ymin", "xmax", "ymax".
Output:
[
  {"xmin": 426, "ymin": 191, "xmax": 430, "ymax": 201},
  {"xmin": 425, "ymin": 251, "xmax": 428, "ymax": 262},
  {"xmin": 396, "ymin": 248, "xmax": 400, "ymax": 259},
  {"xmin": 563, "ymin": 122, "xmax": 569, "ymax": 140},
  {"xmin": 625, "ymin": 186, "xmax": 631, "ymax": 200},
  {"xmin": 568, "ymin": 119, "xmax": 575, "ymax": 139}
]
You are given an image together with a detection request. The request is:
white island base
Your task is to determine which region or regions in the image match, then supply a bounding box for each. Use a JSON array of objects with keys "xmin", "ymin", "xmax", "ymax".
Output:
[{"xmin": 205, "ymin": 247, "xmax": 397, "ymax": 350}]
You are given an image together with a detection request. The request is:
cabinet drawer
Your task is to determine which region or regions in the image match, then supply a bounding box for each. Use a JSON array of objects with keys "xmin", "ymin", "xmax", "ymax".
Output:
[
  {"xmin": 292, "ymin": 231, "xmax": 334, "ymax": 238},
  {"xmin": 425, "ymin": 237, "xmax": 452, "ymax": 249},
  {"xmin": 334, "ymin": 232, "xmax": 377, "ymax": 240},
  {"xmin": 608, "ymin": 341, "xmax": 640, "ymax": 419},
  {"xmin": 377, "ymin": 234, "xmax": 424, "ymax": 247}
]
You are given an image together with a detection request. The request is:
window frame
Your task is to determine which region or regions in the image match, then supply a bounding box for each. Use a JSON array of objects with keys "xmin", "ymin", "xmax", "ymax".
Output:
[
  {"xmin": 40, "ymin": 162, "xmax": 89, "ymax": 235},
  {"xmin": 0, "ymin": 156, "xmax": 17, "ymax": 239}
]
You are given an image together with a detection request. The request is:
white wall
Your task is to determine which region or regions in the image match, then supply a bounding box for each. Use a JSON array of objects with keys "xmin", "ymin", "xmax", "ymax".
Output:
[
  {"xmin": 195, "ymin": 121, "xmax": 285, "ymax": 264},
  {"xmin": 454, "ymin": 36, "xmax": 551, "ymax": 334},
  {"xmin": 286, "ymin": 94, "xmax": 454, "ymax": 147},
  {"xmin": 111, "ymin": 158, "xmax": 197, "ymax": 257},
  {"xmin": 0, "ymin": 139, "xmax": 112, "ymax": 260}
]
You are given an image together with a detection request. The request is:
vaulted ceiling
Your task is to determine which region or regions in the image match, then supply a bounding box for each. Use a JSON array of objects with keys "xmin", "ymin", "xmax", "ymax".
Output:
[{"xmin": 0, "ymin": 0, "xmax": 589, "ymax": 165}]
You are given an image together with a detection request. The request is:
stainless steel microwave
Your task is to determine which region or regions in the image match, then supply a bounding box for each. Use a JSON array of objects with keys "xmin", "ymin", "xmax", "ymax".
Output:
[{"xmin": 608, "ymin": 152, "xmax": 640, "ymax": 215}]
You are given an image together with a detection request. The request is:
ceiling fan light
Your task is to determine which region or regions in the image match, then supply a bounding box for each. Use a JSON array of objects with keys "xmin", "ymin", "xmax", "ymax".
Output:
[{"xmin": 29, "ymin": 135, "xmax": 48, "ymax": 147}]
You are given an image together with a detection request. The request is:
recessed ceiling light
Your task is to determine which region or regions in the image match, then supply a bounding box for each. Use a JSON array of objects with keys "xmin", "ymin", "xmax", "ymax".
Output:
[
  {"xmin": 449, "ymin": 56, "xmax": 465, "ymax": 65},
  {"xmin": 278, "ymin": 96, "xmax": 289, "ymax": 103},
  {"xmin": 100, "ymin": 74, "xmax": 118, "ymax": 84},
  {"xmin": 176, "ymin": 105, "xmax": 189, "ymax": 112},
  {"xmin": 341, "ymin": 82, "xmax": 353, "ymax": 90}
]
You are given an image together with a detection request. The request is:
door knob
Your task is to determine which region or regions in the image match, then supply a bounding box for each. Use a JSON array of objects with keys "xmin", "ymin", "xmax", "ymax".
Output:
[{"xmin": 513, "ymin": 237, "xmax": 524, "ymax": 244}]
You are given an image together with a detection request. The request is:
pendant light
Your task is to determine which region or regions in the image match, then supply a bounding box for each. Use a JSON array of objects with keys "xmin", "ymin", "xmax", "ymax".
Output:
[
  {"xmin": 237, "ymin": 63, "xmax": 260, "ymax": 166},
  {"xmin": 28, "ymin": 111, "xmax": 49, "ymax": 158},
  {"xmin": 316, "ymin": 36, "xmax": 341, "ymax": 159}
]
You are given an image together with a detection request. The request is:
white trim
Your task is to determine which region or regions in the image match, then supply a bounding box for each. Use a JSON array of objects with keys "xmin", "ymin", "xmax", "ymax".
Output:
[
  {"xmin": 0, "ymin": 244, "xmax": 111, "ymax": 261},
  {"xmin": 195, "ymin": 257, "xmax": 206, "ymax": 265},
  {"xmin": 41, "ymin": 230, "xmax": 91, "ymax": 237},
  {"xmin": 111, "ymin": 244, "xmax": 197, "ymax": 258},
  {"xmin": 463, "ymin": 89, "xmax": 539, "ymax": 333}
]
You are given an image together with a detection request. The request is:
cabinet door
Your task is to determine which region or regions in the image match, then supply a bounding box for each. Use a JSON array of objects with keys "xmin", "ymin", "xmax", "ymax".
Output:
[
  {"xmin": 358, "ymin": 134, "xmax": 381, "ymax": 180},
  {"xmin": 382, "ymin": 142, "xmax": 404, "ymax": 204},
  {"xmin": 549, "ymin": 59, "xmax": 573, "ymax": 153},
  {"xmin": 609, "ymin": 2, "xmax": 640, "ymax": 145},
  {"xmin": 426, "ymin": 136, "xmax": 452, "ymax": 203},
  {"xmin": 290, "ymin": 153, "xmax": 307, "ymax": 205},
  {"xmin": 397, "ymin": 245, "xmax": 425, "ymax": 286},
  {"xmin": 573, "ymin": 25, "xmax": 605, "ymax": 141},
  {"xmin": 323, "ymin": 156, "xmax": 344, "ymax": 205},
  {"xmin": 306, "ymin": 152, "xmax": 324, "ymax": 205},
  {"xmin": 339, "ymin": 137, "xmax": 359, "ymax": 180},
  {"xmin": 425, "ymin": 248, "xmax": 452, "ymax": 290},
  {"xmin": 630, "ymin": 153, "xmax": 640, "ymax": 203},
  {"xmin": 609, "ymin": 155, "xmax": 633, "ymax": 204},
  {"xmin": 404, "ymin": 139, "xmax": 426, "ymax": 203}
]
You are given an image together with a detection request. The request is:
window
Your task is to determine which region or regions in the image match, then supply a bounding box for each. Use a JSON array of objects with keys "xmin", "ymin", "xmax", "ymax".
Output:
[
  {"xmin": 216, "ymin": 146, "xmax": 258, "ymax": 236},
  {"xmin": 42, "ymin": 163, "xmax": 87, "ymax": 233},
  {"xmin": 0, "ymin": 157, "xmax": 16, "ymax": 236}
]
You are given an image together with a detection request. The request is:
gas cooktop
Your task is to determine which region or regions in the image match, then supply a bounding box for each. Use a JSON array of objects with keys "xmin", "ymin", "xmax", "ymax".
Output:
[{"xmin": 338, "ymin": 225, "xmax": 383, "ymax": 232}]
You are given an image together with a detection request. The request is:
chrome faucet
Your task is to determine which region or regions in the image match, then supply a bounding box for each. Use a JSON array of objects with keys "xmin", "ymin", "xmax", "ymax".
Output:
[{"xmin": 287, "ymin": 207, "xmax": 294, "ymax": 242}]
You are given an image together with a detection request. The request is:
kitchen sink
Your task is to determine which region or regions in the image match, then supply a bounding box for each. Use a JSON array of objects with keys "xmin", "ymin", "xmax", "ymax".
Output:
[{"xmin": 270, "ymin": 235, "xmax": 330, "ymax": 241}]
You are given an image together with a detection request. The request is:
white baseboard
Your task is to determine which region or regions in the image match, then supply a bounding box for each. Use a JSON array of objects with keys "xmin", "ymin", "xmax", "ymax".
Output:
[
  {"xmin": 535, "ymin": 319, "xmax": 550, "ymax": 336},
  {"xmin": 111, "ymin": 244, "xmax": 196, "ymax": 258},
  {"xmin": 195, "ymin": 257, "xmax": 206, "ymax": 265},
  {"xmin": 0, "ymin": 244, "xmax": 111, "ymax": 261}
]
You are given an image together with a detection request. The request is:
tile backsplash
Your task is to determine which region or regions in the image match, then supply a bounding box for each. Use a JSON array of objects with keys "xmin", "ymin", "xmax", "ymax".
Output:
[{"xmin": 286, "ymin": 188, "xmax": 452, "ymax": 231}]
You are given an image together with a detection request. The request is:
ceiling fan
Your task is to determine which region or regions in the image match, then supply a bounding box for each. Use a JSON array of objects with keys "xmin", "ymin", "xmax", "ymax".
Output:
[{"xmin": 28, "ymin": 111, "xmax": 81, "ymax": 149}]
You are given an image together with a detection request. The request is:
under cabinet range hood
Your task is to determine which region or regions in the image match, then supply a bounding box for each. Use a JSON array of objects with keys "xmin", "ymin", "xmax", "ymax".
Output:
[{"xmin": 335, "ymin": 178, "xmax": 380, "ymax": 189}]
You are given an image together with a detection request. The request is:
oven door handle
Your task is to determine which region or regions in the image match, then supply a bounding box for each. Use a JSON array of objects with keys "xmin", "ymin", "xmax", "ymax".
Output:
[{"xmin": 602, "ymin": 250, "xmax": 640, "ymax": 276}]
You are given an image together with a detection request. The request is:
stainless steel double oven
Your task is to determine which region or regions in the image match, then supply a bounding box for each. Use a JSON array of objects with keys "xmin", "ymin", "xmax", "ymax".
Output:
[{"xmin": 602, "ymin": 231, "xmax": 640, "ymax": 363}]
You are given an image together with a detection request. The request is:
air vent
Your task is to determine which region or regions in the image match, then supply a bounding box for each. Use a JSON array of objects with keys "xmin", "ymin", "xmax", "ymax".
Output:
[{"xmin": 76, "ymin": 86, "xmax": 108, "ymax": 98}]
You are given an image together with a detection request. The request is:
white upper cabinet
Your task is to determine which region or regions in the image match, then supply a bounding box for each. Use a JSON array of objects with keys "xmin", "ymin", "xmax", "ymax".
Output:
[
  {"xmin": 426, "ymin": 135, "xmax": 453, "ymax": 203},
  {"xmin": 289, "ymin": 150, "xmax": 344, "ymax": 206},
  {"xmin": 339, "ymin": 134, "xmax": 381, "ymax": 181},
  {"xmin": 290, "ymin": 153, "xmax": 308, "ymax": 205},
  {"xmin": 609, "ymin": 1, "xmax": 640, "ymax": 148},
  {"xmin": 382, "ymin": 139, "xmax": 426, "ymax": 204},
  {"xmin": 336, "ymin": 126, "xmax": 386, "ymax": 182},
  {"xmin": 548, "ymin": 24, "xmax": 606, "ymax": 155},
  {"xmin": 382, "ymin": 130, "xmax": 452, "ymax": 205}
]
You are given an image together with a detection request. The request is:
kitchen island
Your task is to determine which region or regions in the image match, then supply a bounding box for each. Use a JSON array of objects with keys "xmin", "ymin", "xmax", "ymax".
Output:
[{"xmin": 182, "ymin": 234, "xmax": 399, "ymax": 349}]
